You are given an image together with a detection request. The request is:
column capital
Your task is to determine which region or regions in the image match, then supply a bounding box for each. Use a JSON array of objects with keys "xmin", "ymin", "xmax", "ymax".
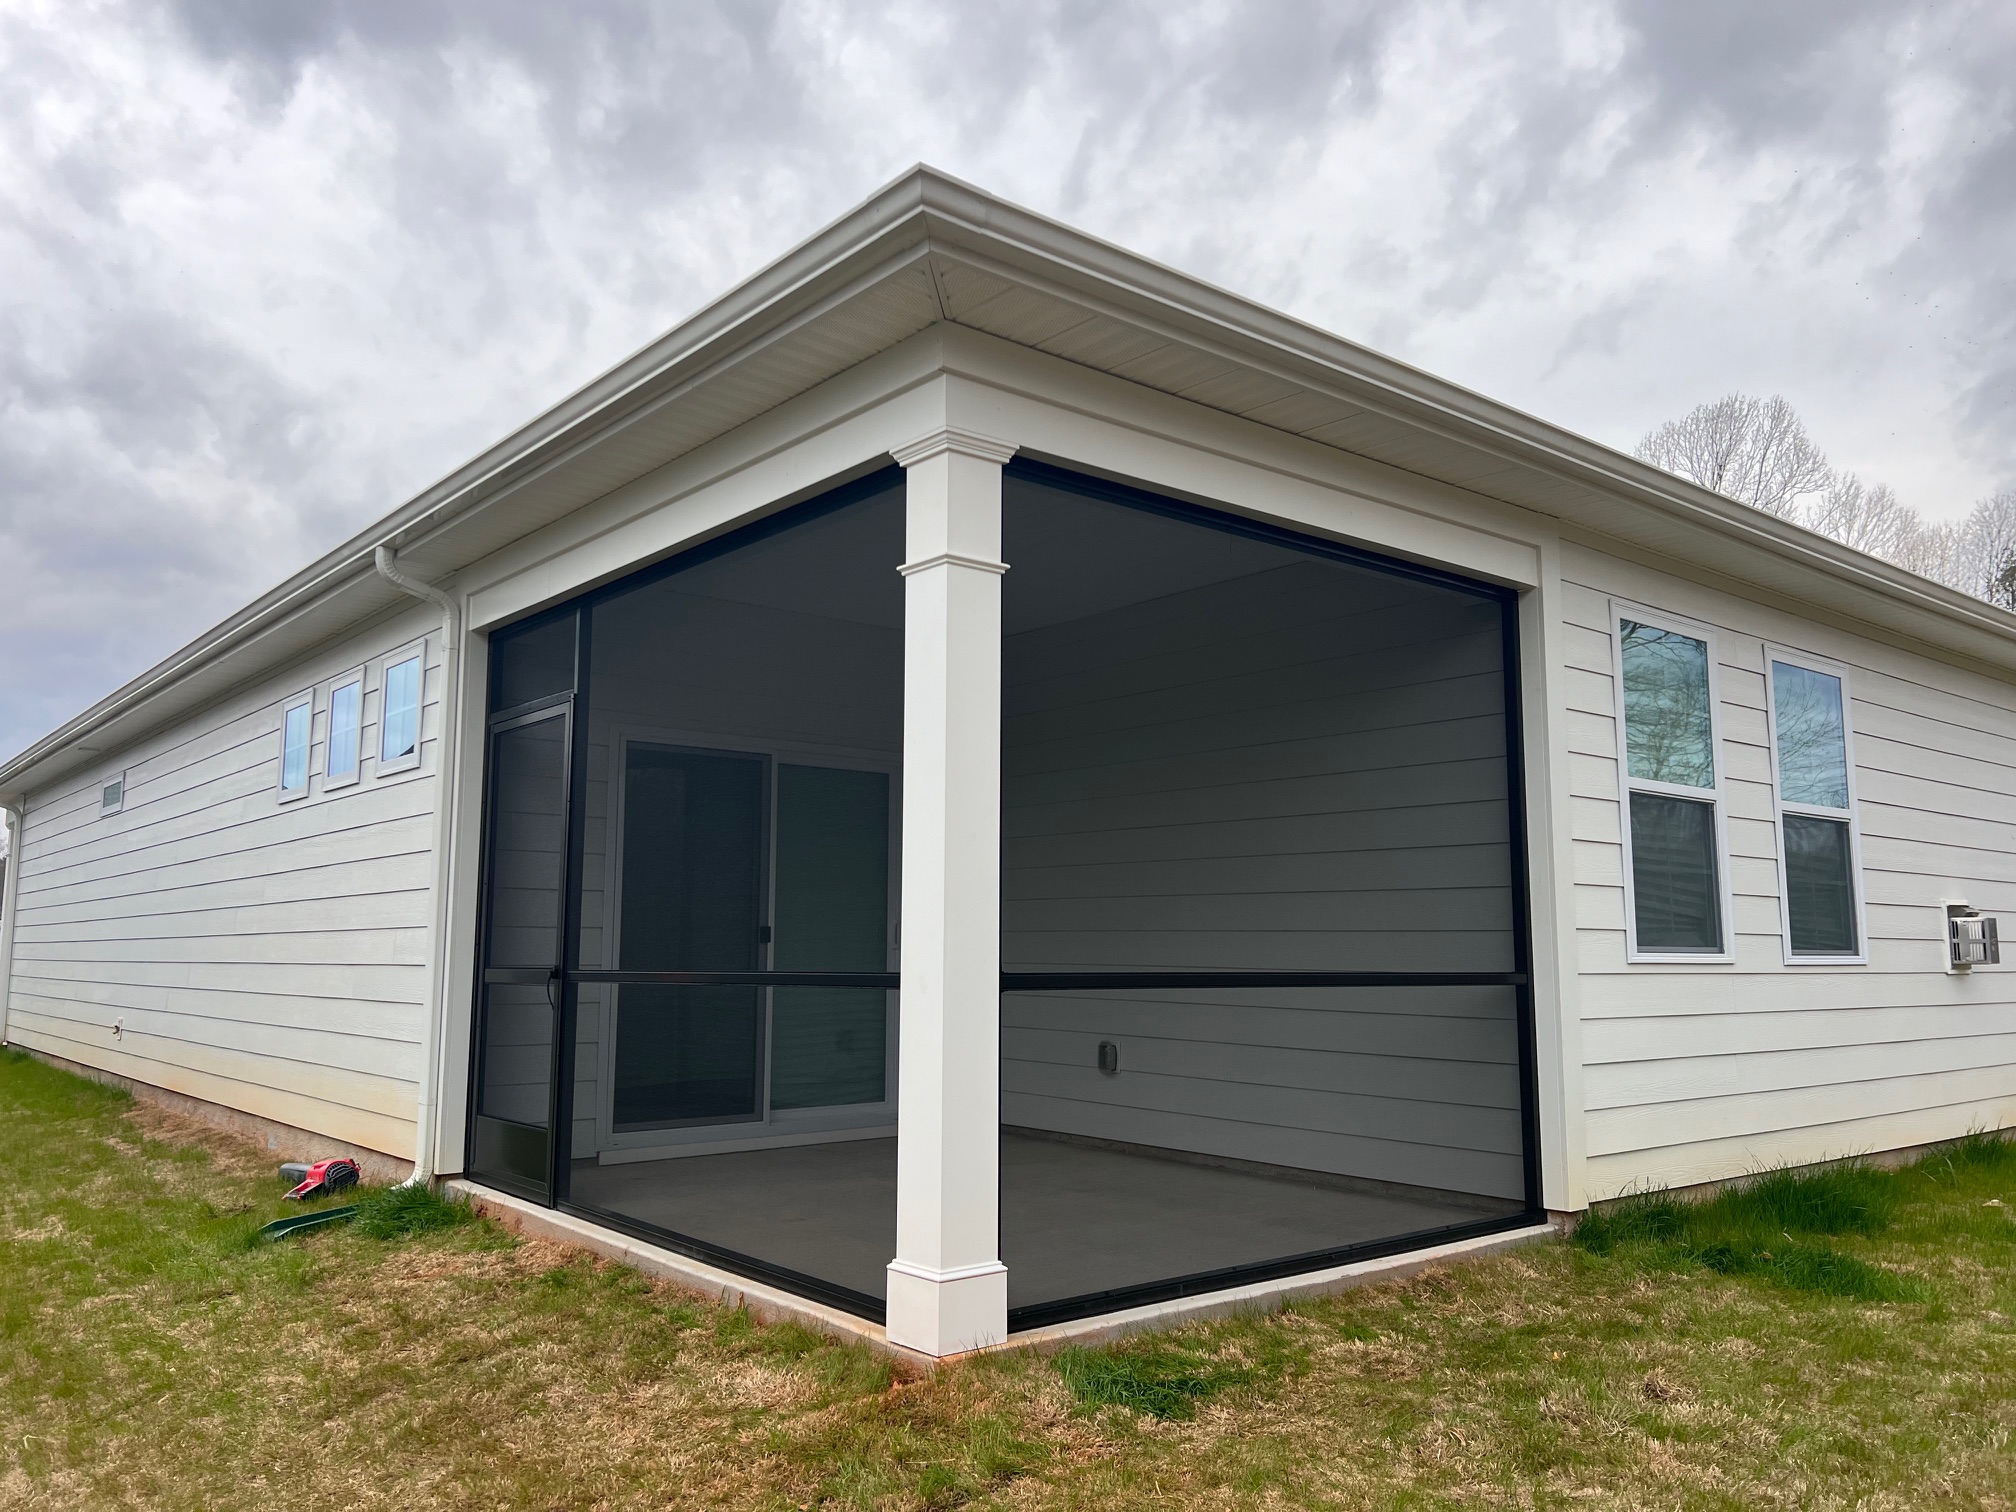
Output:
[
  {"xmin": 897, "ymin": 551, "xmax": 1008, "ymax": 577},
  {"xmin": 890, "ymin": 427, "xmax": 1019, "ymax": 469}
]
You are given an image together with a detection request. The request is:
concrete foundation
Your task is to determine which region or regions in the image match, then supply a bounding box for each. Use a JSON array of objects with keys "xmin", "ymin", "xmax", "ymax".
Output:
[
  {"xmin": 447, "ymin": 1175, "xmax": 1557, "ymax": 1367},
  {"xmin": 13, "ymin": 1046, "xmax": 414, "ymax": 1184}
]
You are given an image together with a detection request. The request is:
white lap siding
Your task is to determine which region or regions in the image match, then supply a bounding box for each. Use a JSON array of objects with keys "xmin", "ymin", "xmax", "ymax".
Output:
[
  {"xmin": 3, "ymin": 607, "xmax": 444, "ymax": 1157},
  {"xmin": 1563, "ymin": 543, "xmax": 2016, "ymax": 1197}
]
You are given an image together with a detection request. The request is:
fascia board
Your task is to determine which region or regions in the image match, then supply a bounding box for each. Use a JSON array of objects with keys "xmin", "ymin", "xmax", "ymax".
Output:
[
  {"xmin": 0, "ymin": 562, "xmax": 392, "ymax": 800},
  {"xmin": 903, "ymin": 177, "xmax": 2016, "ymax": 662},
  {"xmin": 386, "ymin": 171, "xmax": 940, "ymax": 562},
  {"xmin": 9, "ymin": 163, "xmax": 2014, "ymax": 794},
  {"xmin": 388, "ymin": 240, "xmax": 942, "ymax": 578},
  {"xmin": 0, "ymin": 175, "xmax": 948, "ymax": 796}
]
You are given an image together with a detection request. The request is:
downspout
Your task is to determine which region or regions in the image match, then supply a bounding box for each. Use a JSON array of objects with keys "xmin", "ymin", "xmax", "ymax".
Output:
[
  {"xmin": 0, "ymin": 798, "xmax": 21, "ymax": 1047},
  {"xmin": 373, "ymin": 545, "xmax": 462, "ymax": 1186}
]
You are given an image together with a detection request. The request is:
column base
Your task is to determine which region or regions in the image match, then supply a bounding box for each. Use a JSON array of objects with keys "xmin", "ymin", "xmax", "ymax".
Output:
[{"xmin": 885, "ymin": 1258, "xmax": 1009, "ymax": 1356}]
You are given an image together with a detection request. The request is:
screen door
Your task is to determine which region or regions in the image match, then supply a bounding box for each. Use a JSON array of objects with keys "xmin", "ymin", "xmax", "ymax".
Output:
[{"xmin": 469, "ymin": 705, "xmax": 572, "ymax": 1200}]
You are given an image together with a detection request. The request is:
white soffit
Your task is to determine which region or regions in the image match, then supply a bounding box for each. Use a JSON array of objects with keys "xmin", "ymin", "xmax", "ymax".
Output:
[{"xmin": 6, "ymin": 164, "xmax": 2013, "ymax": 795}]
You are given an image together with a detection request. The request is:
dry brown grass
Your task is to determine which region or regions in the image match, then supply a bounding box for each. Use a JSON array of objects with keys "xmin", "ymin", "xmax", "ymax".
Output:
[{"xmin": 5, "ymin": 1049, "xmax": 2016, "ymax": 1509}]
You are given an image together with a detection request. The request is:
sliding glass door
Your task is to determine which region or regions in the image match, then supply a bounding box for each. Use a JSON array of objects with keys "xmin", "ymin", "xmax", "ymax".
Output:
[
  {"xmin": 771, "ymin": 763, "xmax": 891, "ymax": 1111},
  {"xmin": 612, "ymin": 746, "xmax": 768, "ymax": 1129},
  {"xmin": 600, "ymin": 747, "xmax": 894, "ymax": 1137}
]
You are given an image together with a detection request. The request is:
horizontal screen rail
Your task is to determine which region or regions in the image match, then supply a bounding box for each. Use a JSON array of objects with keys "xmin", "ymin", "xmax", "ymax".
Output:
[
  {"xmin": 1001, "ymin": 971, "xmax": 1528, "ymax": 991},
  {"xmin": 489, "ymin": 969, "xmax": 1530, "ymax": 990},
  {"xmin": 563, "ymin": 970, "xmax": 902, "ymax": 989}
]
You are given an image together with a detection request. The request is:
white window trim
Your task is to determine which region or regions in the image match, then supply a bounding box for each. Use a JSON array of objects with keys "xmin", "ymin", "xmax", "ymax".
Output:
[
  {"xmin": 324, "ymin": 668, "xmax": 366, "ymax": 789},
  {"xmin": 1610, "ymin": 599, "xmax": 1737, "ymax": 965},
  {"xmin": 278, "ymin": 691, "xmax": 315, "ymax": 802},
  {"xmin": 1763, "ymin": 645, "xmax": 1869, "ymax": 966},
  {"xmin": 374, "ymin": 641, "xmax": 427, "ymax": 777},
  {"xmin": 99, "ymin": 771, "xmax": 126, "ymax": 817}
]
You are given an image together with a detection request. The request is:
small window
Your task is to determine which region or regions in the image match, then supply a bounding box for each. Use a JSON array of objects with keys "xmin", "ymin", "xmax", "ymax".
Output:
[
  {"xmin": 100, "ymin": 774, "xmax": 125, "ymax": 816},
  {"xmin": 280, "ymin": 696, "xmax": 313, "ymax": 799},
  {"xmin": 326, "ymin": 676, "xmax": 363, "ymax": 784},
  {"xmin": 1767, "ymin": 653, "xmax": 1862, "ymax": 961},
  {"xmin": 1615, "ymin": 609, "xmax": 1728, "ymax": 958},
  {"xmin": 380, "ymin": 653, "xmax": 423, "ymax": 768}
]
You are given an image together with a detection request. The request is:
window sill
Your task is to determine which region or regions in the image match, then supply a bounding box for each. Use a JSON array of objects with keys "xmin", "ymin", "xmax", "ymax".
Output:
[{"xmin": 1623, "ymin": 952, "xmax": 1736, "ymax": 966}]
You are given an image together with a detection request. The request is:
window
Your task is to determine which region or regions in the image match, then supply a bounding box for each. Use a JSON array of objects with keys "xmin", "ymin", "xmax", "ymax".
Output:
[
  {"xmin": 279, "ymin": 696, "xmax": 313, "ymax": 799},
  {"xmin": 1767, "ymin": 651, "xmax": 1863, "ymax": 961},
  {"xmin": 100, "ymin": 773, "xmax": 125, "ymax": 816},
  {"xmin": 380, "ymin": 652, "xmax": 422, "ymax": 769},
  {"xmin": 1614, "ymin": 607, "xmax": 1728, "ymax": 958},
  {"xmin": 326, "ymin": 675, "xmax": 363, "ymax": 785}
]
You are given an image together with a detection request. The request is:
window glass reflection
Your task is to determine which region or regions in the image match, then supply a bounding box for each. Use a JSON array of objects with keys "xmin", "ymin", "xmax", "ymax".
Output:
[
  {"xmin": 382, "ymin": 656, "xmax": 421, "ymax": 763},
  {"xmin": 281, "ymin": 703, "xmax": 310, "ymax": 792},
  {"xmin": 1620, "ymin": 620, "xmax": 1715, "ymax": 789},
  {"xmin": 328, "ymin": 682, "xmax": 361, "ymax": 778},
  {"xmin": 1771, "ymin": 662, "xmax": 1849, "ymax": 809}
]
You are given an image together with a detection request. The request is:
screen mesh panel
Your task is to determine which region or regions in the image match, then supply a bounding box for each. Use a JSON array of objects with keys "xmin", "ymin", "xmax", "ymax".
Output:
[
  {"xmin": 998, "ymin": 469, "xmax": 1533, "ymax": 1322},
  {"xmin": 556, "ymin": 481, "xmax": 904, "ymax": 1310},
  {"xmin": 1001, "ymin": 477, "xmax": 1513, "ymax": 977}
]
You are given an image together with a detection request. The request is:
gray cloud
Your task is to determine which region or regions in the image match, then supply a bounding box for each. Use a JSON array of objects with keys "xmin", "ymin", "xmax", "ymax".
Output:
[{"xmin": 1, "ymin": 0, "xmax": 2011, "ymax": 763}]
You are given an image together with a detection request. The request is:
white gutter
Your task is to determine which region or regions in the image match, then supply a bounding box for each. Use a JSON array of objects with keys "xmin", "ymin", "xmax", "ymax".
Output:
[
  {"xmin": 0, "ymin": 799, "xmax": 20, "ymax": 1047},
  {"xmin": 5, "ymin": 167, "xmax": 2015, "ymax": 809},
  {"xmin": 373, "ymin": 546, "xmax": 463, "ymax": 1186}
]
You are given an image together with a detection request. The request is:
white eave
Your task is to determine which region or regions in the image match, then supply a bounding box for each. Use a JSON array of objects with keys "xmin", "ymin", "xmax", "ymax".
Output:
[{"xmin": 6, "ymin": 162, "xmax": 2012, "ymax": 797}]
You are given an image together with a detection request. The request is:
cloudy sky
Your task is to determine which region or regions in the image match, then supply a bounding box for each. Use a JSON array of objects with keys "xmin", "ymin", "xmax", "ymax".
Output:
[{"xmin": 2, "ymin": 0, "xmax": 2012, "ymax": 761}]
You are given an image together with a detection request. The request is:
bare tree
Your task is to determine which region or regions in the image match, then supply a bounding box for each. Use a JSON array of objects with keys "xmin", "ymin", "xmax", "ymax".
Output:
[
  {"xmin": 1889, "ymin": 516, "xmax": 1962, "ymax": 589},
  {"xmin": 1955, "ymin": 491, "xmax": 2016, "ymax": 607},
  {"xmin": 1807, "ymin": 473, "xmax": 1914, "ymax": 558},
  {"xmin": 1639, "ymin": 394, "xmax": 2016, "ymax": 613},
  {"xmin": 1635, "ymin": 394, "xmax": 1833, "ymax": 517}
]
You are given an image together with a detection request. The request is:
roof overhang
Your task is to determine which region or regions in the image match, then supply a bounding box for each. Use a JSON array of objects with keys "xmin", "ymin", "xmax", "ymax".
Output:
[{"xmin": 6, "ymin": 163, "xmax": 2012, "ymax": 797}]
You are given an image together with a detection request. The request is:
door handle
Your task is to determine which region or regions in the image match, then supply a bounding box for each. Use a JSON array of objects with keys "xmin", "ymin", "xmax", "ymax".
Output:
[{"xmin": 483, "ymin": 965, "xmax": 564, "ymax": 1011}]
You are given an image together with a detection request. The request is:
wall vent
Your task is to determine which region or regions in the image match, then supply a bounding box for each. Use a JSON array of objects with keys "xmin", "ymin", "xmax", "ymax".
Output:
[{"xmin": 1947, "ymin": 902, "xmax": 2000, "ymax": 971}]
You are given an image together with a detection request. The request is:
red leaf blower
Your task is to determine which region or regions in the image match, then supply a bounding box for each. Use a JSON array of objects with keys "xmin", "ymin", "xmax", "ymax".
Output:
[{"xmin": 281, "ymin": 1157, "xmax": 361, "ymax": 1201}]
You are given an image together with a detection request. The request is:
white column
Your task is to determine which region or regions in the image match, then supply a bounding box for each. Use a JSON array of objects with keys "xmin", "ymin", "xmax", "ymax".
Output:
[{"xmin": 886, "ymin": 427, "xmax": 1016, "ymax": 1356}]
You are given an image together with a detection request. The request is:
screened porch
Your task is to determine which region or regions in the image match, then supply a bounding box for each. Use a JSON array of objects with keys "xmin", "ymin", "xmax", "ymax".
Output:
[{"xmin": 466, "ymin": 456, "xmax": 1537, "ymax": 1335}]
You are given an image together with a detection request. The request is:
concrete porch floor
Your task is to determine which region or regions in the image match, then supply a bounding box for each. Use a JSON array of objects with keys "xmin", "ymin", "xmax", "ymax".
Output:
[{"xmin": 568, "ymin": 1132, "xmax": 1516, "ymax": 1312}]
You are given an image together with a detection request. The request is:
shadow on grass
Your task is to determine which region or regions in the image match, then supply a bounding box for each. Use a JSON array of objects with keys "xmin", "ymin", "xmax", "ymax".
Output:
[
  {"xmin": 1056, "ymin": 1343, "xmax": 1245, "ymax": 1419},
  {"xmin": 1053, "ymin": 1320, "xmax": 1311, "ymax": 1422}
]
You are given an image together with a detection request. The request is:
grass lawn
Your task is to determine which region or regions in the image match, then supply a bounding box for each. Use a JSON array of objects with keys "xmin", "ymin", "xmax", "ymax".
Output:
[{"xmin": 4, "ymin": 1050, "xmax": 2016, "ymax": 1510}]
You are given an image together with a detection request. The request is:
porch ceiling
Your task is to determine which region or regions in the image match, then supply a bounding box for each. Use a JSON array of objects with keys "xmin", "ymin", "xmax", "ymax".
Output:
[{"xmin": 7, "ymin": 164, "xmax": 2014, "ymax": 796}]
